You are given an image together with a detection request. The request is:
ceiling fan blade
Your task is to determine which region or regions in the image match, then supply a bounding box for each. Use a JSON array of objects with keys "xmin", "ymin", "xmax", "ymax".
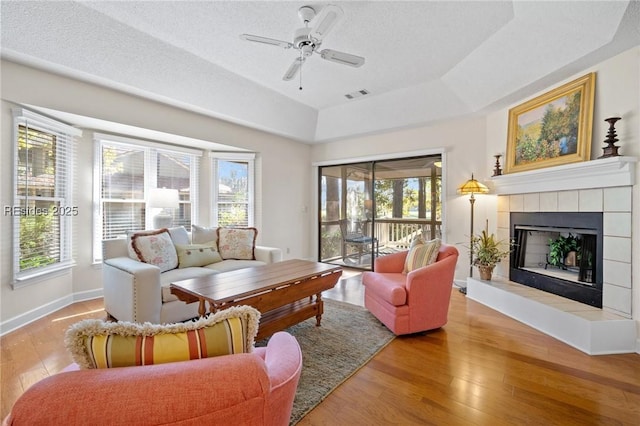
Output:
[
  {"xmin": 283, "ymin": 57, "xmax": 305, "ymax": 81},
  {"xmin": 319, "ymin": 49, "xmax": 365, "ymax": 67},
  {"xmin": 309, "ymin": 4, "xmax": 343, "ymax": 41},
  {"xmin": 240, "ymin": 34, "xmax": 292, "ymax": 49}
]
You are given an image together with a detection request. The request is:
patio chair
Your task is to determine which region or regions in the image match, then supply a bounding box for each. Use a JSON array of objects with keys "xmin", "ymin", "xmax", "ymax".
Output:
[{"xmin": 339, "ymin": 219, "xmax": 378, "ymax": 265}]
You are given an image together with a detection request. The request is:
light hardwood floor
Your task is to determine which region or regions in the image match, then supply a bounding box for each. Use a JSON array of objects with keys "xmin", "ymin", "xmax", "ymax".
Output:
[{"xmin": 2, "ymin": 271, "xmax": 639, "ymax": 424}]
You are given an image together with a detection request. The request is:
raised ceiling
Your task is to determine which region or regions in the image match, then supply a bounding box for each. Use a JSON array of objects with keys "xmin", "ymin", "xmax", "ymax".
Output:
[{"xmin": 1, "ymin": 1, "xmax": 639, "ymax": 144}]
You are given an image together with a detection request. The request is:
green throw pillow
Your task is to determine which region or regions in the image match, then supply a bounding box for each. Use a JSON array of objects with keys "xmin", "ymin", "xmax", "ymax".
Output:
[{"xmin": 175, "ymin": 243, "xmax": 223, "ymax": 268}]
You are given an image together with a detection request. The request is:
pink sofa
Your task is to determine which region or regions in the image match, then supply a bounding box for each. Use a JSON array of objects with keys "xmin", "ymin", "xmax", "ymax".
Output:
[
  {"xmin": 3, "ymin": 332, "xmax": 302, "ymax": 426},
  {"xmin": 362, "ymin": 244, "xmax": 459, "ymax": 335}
]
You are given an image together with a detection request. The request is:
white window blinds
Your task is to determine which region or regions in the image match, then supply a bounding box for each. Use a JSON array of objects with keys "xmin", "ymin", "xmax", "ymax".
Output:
[
  {"xmin": 93, "ymin": 134, "xmax": 201, "ymax": 262},
  {"xmin": 99, "ymin": 142, "xmax": 147, "ymax": 241},
  {"xmin": 12, "ymin": 108, "xmax": 81, "ymax": 285},
  {"xmin": 156, "ymin": 149, "xmax": 199, "ymax": 229}
]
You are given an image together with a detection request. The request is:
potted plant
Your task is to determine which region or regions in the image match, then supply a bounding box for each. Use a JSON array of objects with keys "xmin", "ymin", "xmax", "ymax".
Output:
[
  {"xmin": 548, "ymin": 234, "xmax": 580, "ymax": 269},
  {"xmin": 470, "ymin": 228, "xmax": 514, "ymax": 280}
]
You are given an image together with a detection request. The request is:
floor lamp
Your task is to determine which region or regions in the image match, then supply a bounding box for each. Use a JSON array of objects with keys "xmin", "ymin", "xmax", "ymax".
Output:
[{"xmin": 457, "ymin": 174, "xmax": 489, "ymax": 293}]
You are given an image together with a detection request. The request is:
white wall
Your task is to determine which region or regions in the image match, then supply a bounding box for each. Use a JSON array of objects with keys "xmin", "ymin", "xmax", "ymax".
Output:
[
  {"xmin": 310, "ymin": 46, "xmax": 640, "ymax": 322},
  {"xmin": 0, "ymin": 60, "xmax": 311, "ymax": 331},
  {"xmin": 485, "ymin": 47, "xmax": 640, "ymax": 332},
  {"xmin": 310, "ymin": 117, "xmax": 490, "ymax": 284}
]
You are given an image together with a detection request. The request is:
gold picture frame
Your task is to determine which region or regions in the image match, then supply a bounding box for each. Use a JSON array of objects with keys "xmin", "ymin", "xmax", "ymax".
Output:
[{"xmin": 505, "ymin": 72, "xmax": 595, "ymax": 174}]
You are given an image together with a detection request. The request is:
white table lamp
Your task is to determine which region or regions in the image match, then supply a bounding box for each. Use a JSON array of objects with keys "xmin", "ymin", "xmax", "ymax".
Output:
[{"xmin": 148, "ymin": 188, "xmax": 179, "ymax": 229}]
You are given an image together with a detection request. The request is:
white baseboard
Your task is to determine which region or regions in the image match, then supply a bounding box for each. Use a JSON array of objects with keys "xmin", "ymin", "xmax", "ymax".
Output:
[
  {"xmin": 0, "ymin": 288, "xmax": 103, "ymax": 337},
  {"xmin": 72, "ymin": 288, "xmax": 103, "ymax": 303}
]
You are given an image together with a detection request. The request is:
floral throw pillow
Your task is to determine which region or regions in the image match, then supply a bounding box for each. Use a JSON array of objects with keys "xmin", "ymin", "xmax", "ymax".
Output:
[
  {"xmin": 217, "ymin": 227, "xmax": 258, "ymax": 260},
  {"xmin": 126, "ymin": 227, "xmax": 187, "ymax": 260},
  {"xmin": 131, "ymin": 229, "xmax": 178, "ymax": 272}
]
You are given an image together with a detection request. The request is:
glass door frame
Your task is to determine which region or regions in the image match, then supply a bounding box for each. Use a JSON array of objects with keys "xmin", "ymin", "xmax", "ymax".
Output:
[{"xmin": 317, "ymin": 152, "xmax": 445, "ymax": 271}]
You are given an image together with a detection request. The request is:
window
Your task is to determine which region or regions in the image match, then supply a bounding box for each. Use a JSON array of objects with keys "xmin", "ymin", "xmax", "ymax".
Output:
[
  {"xmin": 211, "ymin": 153, "xmax": 255, "ymax": 227},
  {"xmin": 12, "ymin": 109, "xmax": 81, "ymax": 285},
  {"xmin": 93, "ymin": 134, "xmax": 201, "ymax": 262}
]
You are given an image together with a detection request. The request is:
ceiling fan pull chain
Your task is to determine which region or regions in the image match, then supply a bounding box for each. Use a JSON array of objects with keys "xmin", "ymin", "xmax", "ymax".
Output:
[{"xmin": 299, "ymin": 52, "xmax": 303, "ymax": 91}]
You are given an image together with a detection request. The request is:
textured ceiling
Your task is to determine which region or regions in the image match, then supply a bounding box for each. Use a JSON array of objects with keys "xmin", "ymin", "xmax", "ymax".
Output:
[{"xmin": 1, "ymin": 1, "xmax": 639, "ymax": 144}]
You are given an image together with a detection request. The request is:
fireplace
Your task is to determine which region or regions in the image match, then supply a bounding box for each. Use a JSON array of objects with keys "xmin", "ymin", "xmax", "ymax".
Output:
[
  {"xmin": 510, "ymin": 212, "xmax": 603, "ymax": 308},
  {"xmin": 466, "ymin": 158, "xmax": 635, "ymax": 354}
]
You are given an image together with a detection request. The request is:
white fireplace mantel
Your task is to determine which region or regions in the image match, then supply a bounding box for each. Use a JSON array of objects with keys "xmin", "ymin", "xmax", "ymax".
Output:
[{"xmin": 488, "ymin": 156, "xmax": 637, "ymax": 195}]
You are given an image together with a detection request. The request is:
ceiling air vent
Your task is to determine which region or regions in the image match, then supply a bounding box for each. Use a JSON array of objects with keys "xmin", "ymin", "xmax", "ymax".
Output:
[{"xmin": 345, "ymin": 89, "xmax": 369, "ymax": 100}]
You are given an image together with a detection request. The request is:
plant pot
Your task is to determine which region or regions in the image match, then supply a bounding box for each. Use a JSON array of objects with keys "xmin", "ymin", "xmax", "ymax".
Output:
[
  {"xmin": 564, "ymin": 251, "xmax": 577, "ymax": 267},
  {"xmin": 478, "ymin": 265, "xmax": 494, "ymax": 280}
]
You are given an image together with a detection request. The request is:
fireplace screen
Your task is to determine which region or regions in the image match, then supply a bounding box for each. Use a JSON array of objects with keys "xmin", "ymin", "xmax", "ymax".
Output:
[
  {"xmin": 510, "ymin": 212, "xmax": 603, "ymax": 308},
  {"xmin": 512, "ymin": 226, "xmax": 597, "ymax": 285}
]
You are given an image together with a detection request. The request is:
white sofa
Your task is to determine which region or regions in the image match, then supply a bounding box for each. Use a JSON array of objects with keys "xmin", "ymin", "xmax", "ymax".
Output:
[{"xmin": 102, "ymin": 226, "xmax": 282, "ymax": 324}]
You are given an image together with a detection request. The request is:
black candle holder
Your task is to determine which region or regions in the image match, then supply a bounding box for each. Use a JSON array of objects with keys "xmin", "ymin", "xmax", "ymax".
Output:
[
  {"xmin": 598, "ymin": 117, "xmax": 622, "ymax": 158},
  {"xmin": 492, "ymin": 154, "xmax": 503, "ymax": 176}
]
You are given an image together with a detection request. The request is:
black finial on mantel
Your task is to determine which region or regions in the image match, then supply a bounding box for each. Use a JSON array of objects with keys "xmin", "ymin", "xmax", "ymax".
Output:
[
  {"xmin": 492, "ymin": 154, "xmax": 503, "ymax": 176},
  {"xmin": 598, "ymin": 117, "xmax": 622, "ymax": 159}
]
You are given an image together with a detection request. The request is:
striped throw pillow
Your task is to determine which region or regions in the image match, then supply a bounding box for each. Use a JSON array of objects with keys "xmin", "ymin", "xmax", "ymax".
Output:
[
  {"xmin": 65, "ymin": 306, "xmax": 260, "ymax": 369},
  {"xmin": 403, "ymin": 237, "xmax": 441, "ymax": 274}
]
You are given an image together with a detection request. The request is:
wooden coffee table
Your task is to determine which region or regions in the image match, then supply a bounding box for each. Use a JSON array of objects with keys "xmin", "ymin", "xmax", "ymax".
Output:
[{"xmin": 170, "ymin": 259, "xmax": 342, "ymax": 340}]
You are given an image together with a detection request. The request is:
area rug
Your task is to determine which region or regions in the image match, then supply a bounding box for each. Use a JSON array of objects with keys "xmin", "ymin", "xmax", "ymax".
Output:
[{"xmin": 257, "ymin": 299, "xmax": 395, "ymax": 425}]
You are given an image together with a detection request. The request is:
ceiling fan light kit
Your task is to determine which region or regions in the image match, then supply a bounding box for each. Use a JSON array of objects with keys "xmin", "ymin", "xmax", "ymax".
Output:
[{"xmin": 240, "ymin": 4, "xmax": 364, "ymax": 88}]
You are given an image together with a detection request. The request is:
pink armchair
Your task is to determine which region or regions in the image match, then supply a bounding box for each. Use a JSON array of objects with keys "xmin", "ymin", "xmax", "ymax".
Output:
[
  {"xmin": 362, "ymin": 244, "xmax": 459, "ymax": 335},
  {"xmin": 3, "ymin": 332, "xmax": 302, "ymax": 426}
]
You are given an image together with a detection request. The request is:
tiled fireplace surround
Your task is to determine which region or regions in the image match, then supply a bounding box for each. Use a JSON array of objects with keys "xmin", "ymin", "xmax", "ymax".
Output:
[{"xmin": 467, "ymin": 156, "xmax": 637, "ymax": 354}]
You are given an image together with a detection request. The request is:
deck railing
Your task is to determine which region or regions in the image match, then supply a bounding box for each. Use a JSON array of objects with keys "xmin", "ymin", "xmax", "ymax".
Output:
[
  {"xmin": 320, "ymin": 218, "xmax": 442, "ymax": 265},
  {"xmin": 372, "ymin": 219, "xmax": 442, "ymax": 249}
]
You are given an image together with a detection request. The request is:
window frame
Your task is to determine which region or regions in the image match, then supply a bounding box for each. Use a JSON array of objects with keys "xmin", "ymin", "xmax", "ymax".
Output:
[
  {"xmin": 12, "ymin": 108, "xmax": 81, "ymax": 287},
  {"xmin": 210, "ymin": 152, "xmax": 255, "ymax": 227},
  {"xmin": 93, "ymin": 133, "xmax": 201, "ymax": 263}
]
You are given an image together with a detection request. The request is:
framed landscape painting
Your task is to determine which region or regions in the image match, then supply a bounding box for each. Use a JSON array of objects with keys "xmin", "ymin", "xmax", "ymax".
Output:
[{"xmin": 505, "ymin": 73, "xmax": 595, "ymax": 174}]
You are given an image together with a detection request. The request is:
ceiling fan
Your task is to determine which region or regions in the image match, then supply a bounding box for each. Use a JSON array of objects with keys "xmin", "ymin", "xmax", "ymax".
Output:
[{"xmin": 240, "ymin": 4, "xmax": 365, "ymax": 88}]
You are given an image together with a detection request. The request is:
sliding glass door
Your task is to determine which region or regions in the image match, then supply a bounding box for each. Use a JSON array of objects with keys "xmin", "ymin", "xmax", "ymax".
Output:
[
  {"xmin": 319, "ymin": 162, "xmax": 374, "ymax": 268},
  {"xmin": 318, "ymin": 155, "xmax": 441, "ymax": 271}
]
